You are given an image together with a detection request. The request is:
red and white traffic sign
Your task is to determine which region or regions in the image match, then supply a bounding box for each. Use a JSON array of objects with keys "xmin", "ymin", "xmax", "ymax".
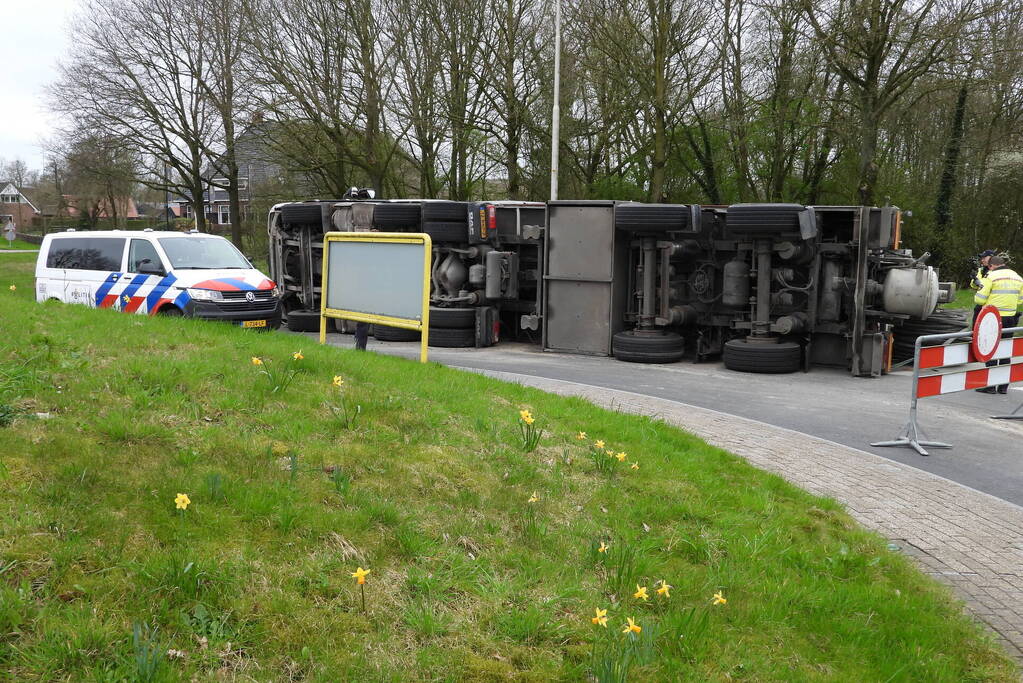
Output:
[{"xmin": 971, "ymin": 305, "xmax": 1003, "ymax": 362}]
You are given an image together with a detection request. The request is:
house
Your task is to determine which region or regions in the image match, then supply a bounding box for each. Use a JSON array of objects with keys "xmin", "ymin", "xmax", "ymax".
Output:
[
  {"xmin": 174, "ymin": 122, "xmax": 283, "ymax": 227},
  {"xmin": 0, "ymin": 182, "xmax": 41, "ymax": 228}
]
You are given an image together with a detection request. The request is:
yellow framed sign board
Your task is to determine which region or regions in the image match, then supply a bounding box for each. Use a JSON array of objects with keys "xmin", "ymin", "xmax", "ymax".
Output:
[{"xmin": 319, "ymin": 232, "xmax": 433, "ymax": 362}]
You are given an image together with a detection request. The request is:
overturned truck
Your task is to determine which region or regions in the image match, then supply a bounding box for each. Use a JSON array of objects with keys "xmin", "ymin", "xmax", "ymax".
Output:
[
  {"xmin": 544, "ymin": 201, "xmax": 953, "ymax": 377},
  {"xmin": 268, "ymin": 197, "xmax": 544, "ymax": 347},
  {"xmin": 269, "ymin": 198, "xmax": 952, "ymax": 376}
]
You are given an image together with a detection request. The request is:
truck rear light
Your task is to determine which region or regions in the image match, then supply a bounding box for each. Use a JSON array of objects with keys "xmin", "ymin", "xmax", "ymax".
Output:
[{"xmin": 487, "ymin": 204, "xmax": 497, "ymax": 236}]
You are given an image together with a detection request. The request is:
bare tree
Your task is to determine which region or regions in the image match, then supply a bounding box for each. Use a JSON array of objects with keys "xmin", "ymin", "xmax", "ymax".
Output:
[{"xmin": 800, "ymin": 0, "xmax": 988, "ymax": 205}]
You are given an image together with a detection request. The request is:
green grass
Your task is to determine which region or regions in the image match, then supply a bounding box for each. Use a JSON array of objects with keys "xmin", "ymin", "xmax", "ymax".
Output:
[
  {"xmin": 0, "ymin": 251, "xmax": 1017, "ymax": 681},
  {"xmin": 1, "ymin": 238, "xmax": 40, "ymax": 251},
  {"xmin": 943, "ymin": 287, "xmax": 975, "ymax": 311}
]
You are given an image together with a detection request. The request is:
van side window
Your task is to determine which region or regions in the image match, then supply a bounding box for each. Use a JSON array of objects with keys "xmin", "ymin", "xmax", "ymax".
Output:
[
  {"xmin": 45, "ymin": 238, "xmax": 126, "ymax": 271},
  {"xmin": 128, "ymin": 239, "xmax": 164, "ymax": 273}
]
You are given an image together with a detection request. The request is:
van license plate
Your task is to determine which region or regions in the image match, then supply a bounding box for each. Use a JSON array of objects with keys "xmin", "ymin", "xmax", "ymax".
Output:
[{"xmin": 242, "ymin": 320, "xmax": 267, "ymax": 328}]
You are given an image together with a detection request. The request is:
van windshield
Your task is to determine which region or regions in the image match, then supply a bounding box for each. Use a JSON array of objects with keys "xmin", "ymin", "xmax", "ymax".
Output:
[{"xmin": 158, "ymin": 237, "xmax": 251, "ymax": 270}]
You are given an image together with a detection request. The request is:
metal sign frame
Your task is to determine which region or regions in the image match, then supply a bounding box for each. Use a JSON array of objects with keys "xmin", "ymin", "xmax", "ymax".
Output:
[{"xmin": 318, "ymin": 232, "xmax": 432, "ymax": 363}]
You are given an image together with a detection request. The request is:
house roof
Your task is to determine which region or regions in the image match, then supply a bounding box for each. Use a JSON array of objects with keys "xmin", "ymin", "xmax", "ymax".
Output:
[{"xmin": 0, "ymin": 182, "xmax": 41, "ymax": 213}]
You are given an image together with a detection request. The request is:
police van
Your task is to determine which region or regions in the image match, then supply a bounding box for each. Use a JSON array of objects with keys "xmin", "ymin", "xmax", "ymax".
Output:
[{"xmin": 35, "ymin": 229, "xmax": 282, "ymax": 329}]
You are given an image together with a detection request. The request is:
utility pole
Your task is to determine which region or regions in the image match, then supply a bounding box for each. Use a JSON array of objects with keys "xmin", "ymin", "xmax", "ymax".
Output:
[
  {"xmin": 549, "ymin": 0, "xmax": 561, "ymax": 201},
  {"xmin": 164, "ymin": 160, "xmax": 171, "ymax": 230}
]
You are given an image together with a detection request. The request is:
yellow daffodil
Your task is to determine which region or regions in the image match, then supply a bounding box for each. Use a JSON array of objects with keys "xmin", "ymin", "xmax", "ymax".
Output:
[
  {"xmin": 656, "ymin": 581, "xmax": 672, "ymax": 598},
  {"xmin": 597, "ymin": 541, "xmax": 608, "ymax": 553},
  {"xmin": 622, "ymin": 617, "xmax": 641, "ymax": 635},
  {"xmin": 615, "ymin": 451, "xmax": 627, "ymax": 462},
  {"xmin": 251, "ymin": 357, "xmax": 263, "ymax": 366},
  {"xmin": 630, "ymin": 462, "xmax": 639, "ymax": 470},
  {"xmin": 528, "ymin": 491, "xmax": 539, "ymax": 504},
  {"xmin": 713, "ymin": 591, "xmax": 727, "ymax": 605},
  {"xmin": 8, "ymin": 284, "xmax": 15, "ymax": 292},
  {"xmin": 595, "ymin": 440, "xmax": 605, "ymax": 449},
  {"xmin": 332, "ymin": 375, "xmax": 344, "ymax": 387},
  {"xmin": 174, "ymin": 493, "xmax": 191, "ymax": 510},
  {"xmin": 519, "ymin": 409, "xmax": 533, "ymax": 422},
  {"xmin": 605, "ymin": 449, "xmax": 614, "ymax": 456},
  {"xmin": 293, "ymin": 351, "xmax": 304, "ymax": 360},
  {"xmin": 633, "ymin": 585, "xmax": 649, "ymax": 602},
  {"xmin": 523, "ymin": 414, "xmax": 535, "ymax": 425},
  {"xmin": 351, "ymin": 567, "xmax": 371, "ymax": 585},
  {"xmin": 591, "ymin": 607, "xmax": 608, "ymax": 627},
  {"xmin": 576, "ymin": 431, "xmax": 587, "ymax": 440}
]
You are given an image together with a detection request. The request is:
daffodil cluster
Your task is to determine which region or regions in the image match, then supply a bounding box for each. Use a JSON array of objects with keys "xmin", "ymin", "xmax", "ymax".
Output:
[{"xmin": 517, "ymin": 408, "xmax": 542, "ymax": 452}]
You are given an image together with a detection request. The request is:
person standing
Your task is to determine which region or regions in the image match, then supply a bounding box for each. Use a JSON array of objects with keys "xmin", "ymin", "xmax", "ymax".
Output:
[
  {"xmin": 974, "ymin": 255, "xmax": 1022, "ymax": 394},
  {"xmin": 971, "ymin": 249, "xmax": 995, "ymax": 322}
]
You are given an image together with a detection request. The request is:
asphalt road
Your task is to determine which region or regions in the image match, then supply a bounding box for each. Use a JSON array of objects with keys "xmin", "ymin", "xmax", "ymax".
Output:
[{"xmin": 297, "ymin": 330, "xmax": 1023, "ymax": 508}]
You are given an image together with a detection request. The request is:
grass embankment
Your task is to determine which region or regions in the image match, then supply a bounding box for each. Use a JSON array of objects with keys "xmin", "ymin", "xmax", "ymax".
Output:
[
  {"xmin": 1, "ymin": 238, "xmax": 40, "ymax": 251},
  {"xmin": 0, "ymin": 252, "xmax": 1016, "ymax": 681}
]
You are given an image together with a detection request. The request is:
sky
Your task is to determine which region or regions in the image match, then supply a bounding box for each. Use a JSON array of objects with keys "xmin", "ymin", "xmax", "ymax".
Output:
[{"xmin": 0, "ymin": 0, "xmax": 79, "ymax": 174}]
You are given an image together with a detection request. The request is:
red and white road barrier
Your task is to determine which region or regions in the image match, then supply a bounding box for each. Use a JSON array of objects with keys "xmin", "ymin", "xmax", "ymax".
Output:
[{"xmin": 872, "ymin": 305, "xmax": 1023, "ymax": 455}]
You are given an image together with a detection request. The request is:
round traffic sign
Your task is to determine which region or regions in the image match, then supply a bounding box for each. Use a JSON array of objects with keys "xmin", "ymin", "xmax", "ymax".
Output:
[{"xmin": 972, "ymin": 305, "xmax": 1003, "ymax": 362}]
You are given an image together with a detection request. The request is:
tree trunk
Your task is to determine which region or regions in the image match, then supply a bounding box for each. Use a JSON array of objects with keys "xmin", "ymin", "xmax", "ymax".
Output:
[
  {"xmin": 857, "ymin": 96, "xmax": 880, "ymax": 206},
  {"xmin": 933, "ymin": 83, "xmax": 968, "ymax": 269}
]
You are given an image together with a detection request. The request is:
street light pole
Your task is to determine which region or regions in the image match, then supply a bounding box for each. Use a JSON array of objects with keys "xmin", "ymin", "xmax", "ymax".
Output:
[{"xmin": 549, "ymin": 0, "xmax": 561, "ymax": 201}]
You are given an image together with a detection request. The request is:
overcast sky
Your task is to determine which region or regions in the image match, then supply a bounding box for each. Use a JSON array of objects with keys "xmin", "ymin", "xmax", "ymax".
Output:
[{"xmin": 1, "ymin": 0, "xmax": 79, "ymax": 174}]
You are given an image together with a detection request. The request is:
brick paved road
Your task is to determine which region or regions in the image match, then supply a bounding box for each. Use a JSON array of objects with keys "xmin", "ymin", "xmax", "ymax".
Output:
[{"xmin": 479, "ymin": 369, "xmax": 1023, "ymax": 665}]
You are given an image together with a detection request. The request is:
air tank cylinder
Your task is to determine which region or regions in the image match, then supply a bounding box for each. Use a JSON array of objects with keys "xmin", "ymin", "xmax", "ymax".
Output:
[{"xmin": 722, "ymin": 258, "xmax": 750, "ymax": 309}]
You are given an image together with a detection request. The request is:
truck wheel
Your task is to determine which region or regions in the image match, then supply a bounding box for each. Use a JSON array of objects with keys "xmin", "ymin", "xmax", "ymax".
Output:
[
  {"xmin": 286, "ymin": 309, "xmax": 321, "ymax": 333},
  {"xmin": 422, "ymin": 201, "xmax": 469, "ymax": 222},
  {"xmin": 422, "ymin": 221, "xmax": 468, "ymax": 243},
  {"xmin": 280, "ymin": 203, "xmax": 326, "ymax": 226},
  {"xmin": 429, "ymin": 306, "xmax": 476, "ymax": 328},
  {"xmin": 614, "ymin": 204, "xmax": 691, "ymax": 232},
  {"xmin": 427, "ymin": 327, "xmax": 475, "ymax": 348},
  {"xmin": 371, "ymin": 324, "xmax": 421, "ymax": 342},
  {"xmin": 612, "ymin": 330, "xmax": 686, "ymax": 363},
  {"xmin": 726, "ymin": 204, "xmax": 804, "ymax": 233},
  {"xmin": 372, "ymin": 203, "xmax": 421, "ymax": 229},
  {"xmin": 722, "ymin": 339, "xmax": 801, "ymax": 373}
]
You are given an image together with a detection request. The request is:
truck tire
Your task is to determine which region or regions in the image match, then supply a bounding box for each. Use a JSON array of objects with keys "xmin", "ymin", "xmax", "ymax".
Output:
[
  {"xmin": 726, "ymin": 204, "xmax": 804, "ymax": 233},
  {"xmin": 612, "ymin": 330, "xmax": 686, "ymax": 363},
  {"xmin": 427, "ymin": 326, "xmax": 475, "ymax": 348},
  {"xmin": 430, "ymin": 306, "xmax": 476, "ymax": 329},
  {"xmin": 371, "ymin": 324, "xmax": 421, "ymax": 342},
  {"xmin": 723, "ymin": 339, "xmax": 801, "ymax": 373},
  {"xmin": 422, "ymin": 201, "xmax": 469, "ymax": 222},
  {"xmin": 892, "ymin": 309, "xmax": 968, "ymax": 363},
  {"xmin": 422, "ymin": 221, "xmax": 468, "ymax": 243},
  {"xmin": 286, "ymin": 309, "xmax": 321, "ymax": 333},
  {"xmin": 280, "ymin": 203, "xmax": 326, "ymax": 226},
  {"xmin": 614, "ymin": 204, "xmax": 691, "ymax": 233},
  {"xmin": 372, "ymin": 203, "xmax": 421, "ymax": 229}
]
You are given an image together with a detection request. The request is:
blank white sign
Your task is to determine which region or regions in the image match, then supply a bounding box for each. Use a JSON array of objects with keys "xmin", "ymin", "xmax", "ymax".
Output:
[{"xmin": 325, "ymin": 239, "xmax": 426, "ymax": 321}]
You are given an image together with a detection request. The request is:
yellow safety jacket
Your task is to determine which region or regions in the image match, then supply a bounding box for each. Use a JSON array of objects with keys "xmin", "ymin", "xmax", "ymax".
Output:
[{"xmin": 974, "ymin": 267, "xmax": 1023, "ymax": 317}]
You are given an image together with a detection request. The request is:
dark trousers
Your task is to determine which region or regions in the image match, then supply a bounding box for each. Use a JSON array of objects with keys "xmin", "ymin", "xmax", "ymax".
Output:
[
  {"xmin": 354, "ymin": 322, "xmax": 369, "ymax": 350},
  {"xmin": 986, "ymin": 314, "xmax": 1019, "ymax": 391}
]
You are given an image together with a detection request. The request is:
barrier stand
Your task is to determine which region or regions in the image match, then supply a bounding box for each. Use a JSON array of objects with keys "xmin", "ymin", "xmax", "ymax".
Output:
[
  {"xmin": 872, "ymin": 305, "xmax": 1023, "ymax": 456},
  {"xmin": 992, "ymin": 399, "xmax": 1023, "ymax": 420}
]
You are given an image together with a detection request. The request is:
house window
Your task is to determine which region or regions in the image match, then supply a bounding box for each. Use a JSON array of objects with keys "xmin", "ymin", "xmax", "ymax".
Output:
[
  {"xmin": 0, "ymin": 194, "xmax": 19, "ymax": 203},
  {"xmin": 219, "ymin": 205, "xmax": 230, "ymax": 224}
]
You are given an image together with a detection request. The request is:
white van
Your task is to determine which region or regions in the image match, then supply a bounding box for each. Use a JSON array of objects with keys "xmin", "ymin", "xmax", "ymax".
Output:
[{"xmin": 35, "ymin": 230, "xmax": 282, "ymax": 329}]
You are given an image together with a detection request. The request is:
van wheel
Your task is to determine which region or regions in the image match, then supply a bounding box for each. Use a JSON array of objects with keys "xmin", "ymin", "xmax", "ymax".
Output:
[{"xmin": 160, "ymin": 306, "xmax": 183, "ymax": 317}]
